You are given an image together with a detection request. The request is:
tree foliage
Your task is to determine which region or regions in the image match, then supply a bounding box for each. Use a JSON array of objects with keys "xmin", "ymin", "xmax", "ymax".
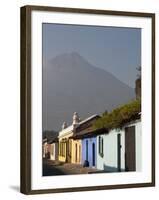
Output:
[{"xmin": 93, "ymin": 99, "xmax": 141, "ymax": 130}]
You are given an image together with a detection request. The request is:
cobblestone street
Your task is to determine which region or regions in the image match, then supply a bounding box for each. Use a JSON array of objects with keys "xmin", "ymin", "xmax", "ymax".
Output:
[{"xmin": 43, "ymin": 159, "xmax": 102, "ymax": 176}]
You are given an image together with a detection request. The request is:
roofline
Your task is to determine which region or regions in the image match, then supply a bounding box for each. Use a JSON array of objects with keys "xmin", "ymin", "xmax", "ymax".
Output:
[
  {"xmin": 78, "ymin": 114, "xmax": 100, "ymax": 125},
  {"xmin": 71, "ymin": 128, "xmax": 108, "ymax": 140}
]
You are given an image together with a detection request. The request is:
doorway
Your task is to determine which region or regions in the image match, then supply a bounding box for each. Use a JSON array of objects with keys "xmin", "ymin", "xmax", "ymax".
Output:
[
  {"xmin": 117, "ymin": 134, "xmax": 121, "ymax": 172},
  {"xmin": 92, "ymin": 143, "xmax": 95, "ymax": 166},
  {"xmin": 125, "ymin": 126, "xmax": 136, "ymax": 171}
]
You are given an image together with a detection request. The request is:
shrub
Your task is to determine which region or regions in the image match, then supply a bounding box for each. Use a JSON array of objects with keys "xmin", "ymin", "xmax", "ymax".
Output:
[{"xmin": 94, "ymin": 99, "xmax": 141, "ymax": 130}]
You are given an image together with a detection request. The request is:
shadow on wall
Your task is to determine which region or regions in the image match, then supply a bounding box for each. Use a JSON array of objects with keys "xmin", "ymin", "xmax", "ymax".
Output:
[
  {"xmin": 103, "ymin": 164, "xmax": 125, "ymax": 173},
  {"xmin": 89, "ymin": 164, "xmax": 125, "ymax": 174}
]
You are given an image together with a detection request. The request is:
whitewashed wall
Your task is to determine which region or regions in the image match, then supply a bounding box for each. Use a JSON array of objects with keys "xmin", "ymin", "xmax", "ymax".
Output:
[
  {"xmin": 50, "ymin": 143, "xmax": 59, "ymax": 161},
  {"xmin": 97, "ymin": 120, "xmax": 141, "ymax": 172},
  {"xmin": 97, "ymin": 129, "xmax": 125, "ymax": 172},
  {"xmin": 50, "ymin": 143, "xmax": 55, "ymax": 160}
]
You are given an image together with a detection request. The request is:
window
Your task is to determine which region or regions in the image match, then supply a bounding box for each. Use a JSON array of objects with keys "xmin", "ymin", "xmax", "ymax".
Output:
[
  {"xmin": 59, "ymin": 142, "xmax": 65, "ymax": 157},
  {"xmin": 61, "ymin": 143, "xmax": 63, "ymax": 156},
  {"xmin": 62, "ymin": 142, "xmax": 65, "ymax": 157},
  {"xmin": 99, "ymin": 136, "xmax": 104, "ymax": 157}
]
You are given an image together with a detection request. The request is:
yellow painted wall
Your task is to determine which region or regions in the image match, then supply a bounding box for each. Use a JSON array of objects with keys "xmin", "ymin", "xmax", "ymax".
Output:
[
  {"xmin": 58, "ymin": 132, "xmax": 73, "ymax": 162},
  {"xmin": 58, "ymin": 130, "xmax": 82, "ymax": 164},
  {"xmin": 58, "ymin": 140, "xmax": 67, "ymax": 162},
  {"xmin": 71, "ymin": 139, "xmax": 82, "ymax": 164},
  {"xmin": 58, "ymin": 155, "xmax": 66, "ymax": 162}
]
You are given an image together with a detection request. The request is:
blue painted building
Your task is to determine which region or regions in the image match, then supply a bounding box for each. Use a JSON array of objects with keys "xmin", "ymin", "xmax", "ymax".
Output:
[
  {"xmin": 71, "ymin": 114, "xmax": 101, "ymax": 167},
  {"xmin": 71, "ymin": 114, "xmax": 106, "ymax": 168},
  {"xmin": 82, "ymin": 137, "xmax": 97, "ymax": 167}
]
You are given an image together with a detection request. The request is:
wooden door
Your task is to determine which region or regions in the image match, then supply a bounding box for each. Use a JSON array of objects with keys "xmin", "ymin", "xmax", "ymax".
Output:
[
  {"xmin": 92, "ymin": 143, "xmax": 95, "ymax": 166},
  {"xmin": 125, "ymin": 126, "xmax": 136, "ymax": 171},
  {"xmin": 117, "ymin": 134, "xmax": 121, "ymax": 172}
]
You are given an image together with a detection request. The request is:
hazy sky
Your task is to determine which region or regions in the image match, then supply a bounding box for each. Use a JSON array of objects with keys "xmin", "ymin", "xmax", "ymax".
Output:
[{"xmin": 43, "ymin": 23, "xmax": 141, "ymax": 88}]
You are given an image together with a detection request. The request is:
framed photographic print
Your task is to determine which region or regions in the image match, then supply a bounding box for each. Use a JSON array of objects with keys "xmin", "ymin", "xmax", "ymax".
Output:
[{"xmin": 20, "ymin": 5, "xmax": 155, "ymax": 194}]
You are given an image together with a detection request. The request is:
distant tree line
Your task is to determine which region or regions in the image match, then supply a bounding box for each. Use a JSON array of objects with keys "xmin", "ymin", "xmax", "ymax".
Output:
[{"xmin": 43, "ymin": 130, "xmax": 58, "ymax": 140}]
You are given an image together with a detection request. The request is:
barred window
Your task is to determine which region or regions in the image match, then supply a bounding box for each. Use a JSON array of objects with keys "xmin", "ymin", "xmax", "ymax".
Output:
[{"xmin": 99, "ymin": 136, "xmax": 104, "ymax": 157}]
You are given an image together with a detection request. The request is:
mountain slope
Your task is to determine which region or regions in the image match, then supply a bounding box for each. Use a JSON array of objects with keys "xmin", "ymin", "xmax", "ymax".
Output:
[{"xmin": 43, "ymin": 52, "xmax": 135, "ymax": 131}]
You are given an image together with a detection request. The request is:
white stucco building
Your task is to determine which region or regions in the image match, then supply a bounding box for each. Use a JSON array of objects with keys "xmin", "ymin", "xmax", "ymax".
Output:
[
  {"xmin": 42, "ymin": 138, "xmax": 48, "ymax": 158},
  {"xmin": 96, "ymin": 118, "xmax": 141, "ymax": 172},
  {"xmin": 42, "ymin": 137, "xmax": 59, "ymax": 161},
  {"xmin": 49, "ymin": 140, "xmax": 59, "ymax": 161}
]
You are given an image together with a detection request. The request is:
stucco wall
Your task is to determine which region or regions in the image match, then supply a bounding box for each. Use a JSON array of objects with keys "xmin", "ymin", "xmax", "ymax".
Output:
[
  {"xmin": 97, "ymin": 120, "xmax": 141, "ymax": 172},
  {"xmin": 131, "ymin": 121, "xmax": 142, "ymax": 171},
  {"xmin": 58, "ymin": 141, "xmax": 67, "ymax": 162},
  {"xmin": 97, "ymin": 129, "xmax": 125, "ymax": 172},
  {"xmin": 43, "ymin": 142, "xmax": 47, "ymax": 158},
  {"xmin": 50, "ymin": 143, "xmax": 55, "ymax": 160},
  {"xmin": 50, "ymin": 143, "xmax": 59, "ymax": 161},
  {"xmin": 71, "ymin": 139, "xmax": 82, "ymax": 164},
  {"xmin": 58, "ymin": 132, "xmax": 73, "ymax": 162},
  {"xmin": 82, "ymin": 137, "xmax": 97, "ymax": 167}
]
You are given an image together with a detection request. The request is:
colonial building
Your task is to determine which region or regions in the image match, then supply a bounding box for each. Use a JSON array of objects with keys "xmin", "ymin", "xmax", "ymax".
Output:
[
  {"xmin": 58, "ymin": 113, "xmax": 100, "ymax": 164},
  {"xmin": 71, "ymin": 115, "xmax": 102, "ymax": 167},
  {"xmin": 58, "ymin": 112, "xmax": 80, "ymax": 163},
  {"xmin": 96, "ymin": 115, "xmax": 141, "ymax": 172},
  {"xmin": 42, "ymin": 137, "xmax": 59, "ymax": 161},
  {"xmin": 42, "ymin": 138, "xmax": 48, "ymax": 158},
  {"xmin": 42, "ymin": 129, "xmax": 59, "ymax": 161},
  {"xmin": 49, "ymin": 138, "xmax": 59, "ymax": 161}
]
